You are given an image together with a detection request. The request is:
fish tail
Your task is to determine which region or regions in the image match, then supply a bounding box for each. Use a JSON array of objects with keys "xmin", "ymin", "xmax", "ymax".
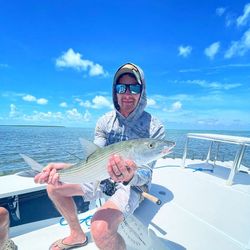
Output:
[
  {"xmin": 20, "ymin": 154, "xmax": 44, "ymax": 172},
  {"xmin": 16, "ymin": 169, "xmax": 40, "ymax": 178}
]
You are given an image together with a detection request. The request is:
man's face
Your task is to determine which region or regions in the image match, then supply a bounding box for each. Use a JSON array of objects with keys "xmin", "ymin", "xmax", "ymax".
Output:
[{"xmin": 116, "ymin": 74, "xmax": 141, "ymax": 117}]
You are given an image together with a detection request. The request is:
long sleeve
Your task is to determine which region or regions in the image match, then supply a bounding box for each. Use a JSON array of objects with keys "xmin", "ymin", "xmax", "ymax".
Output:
[{"xmin": 93, "ymin": 114, "xmax": 109, "ymax": 148}]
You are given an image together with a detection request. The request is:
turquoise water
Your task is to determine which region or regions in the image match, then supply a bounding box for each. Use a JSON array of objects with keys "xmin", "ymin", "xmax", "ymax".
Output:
[{"xmin": 0, "ymin": 126, "xmax": 249, "ymax": 174}]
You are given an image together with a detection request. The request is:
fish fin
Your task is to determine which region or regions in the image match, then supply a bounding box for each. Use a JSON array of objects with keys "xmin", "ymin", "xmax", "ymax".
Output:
[
  {"xmin": 65, "ymin": 151, "xmax": 83, "ymax": 161},
  {"xmin": 79, "ymin": 138, "xmax": 100, "ymax": 159},
  {"xmin": 16, "ymin": 169, "xmax": 40, "ymax": 177},
  {"xmin": 20, "ymin": 154, "xmax": 44, "ymax": 172}
]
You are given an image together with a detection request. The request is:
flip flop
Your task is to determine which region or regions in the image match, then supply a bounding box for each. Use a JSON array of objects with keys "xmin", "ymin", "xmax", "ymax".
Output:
[
  {"xmin": 2, "ymin": 239, "xmax": 18, "ymax": 250},
  {"xmin": 49, "ymin": 236, "xmax": 88, "ymax": 250}
]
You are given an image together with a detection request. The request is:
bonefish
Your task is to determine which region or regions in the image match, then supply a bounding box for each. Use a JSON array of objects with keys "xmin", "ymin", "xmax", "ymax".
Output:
[{"xmin": 20, "ymin": 138, "xmax": 175, "ymax": 184}]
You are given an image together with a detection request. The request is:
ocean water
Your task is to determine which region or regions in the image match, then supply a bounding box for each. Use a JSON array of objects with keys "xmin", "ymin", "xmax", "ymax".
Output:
[{"xmin": 0, "ymin": 126, "xmax": 249, "ymax": 174}]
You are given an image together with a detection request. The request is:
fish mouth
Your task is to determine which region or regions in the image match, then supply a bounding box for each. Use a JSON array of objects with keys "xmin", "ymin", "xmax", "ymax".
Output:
[{"xmin": 161, "ymin": 143, "xmax": 176, "ymax": 155}]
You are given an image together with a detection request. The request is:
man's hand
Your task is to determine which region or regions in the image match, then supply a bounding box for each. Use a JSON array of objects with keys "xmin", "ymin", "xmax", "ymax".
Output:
[
  {"xmin": 34, "ymin": 163, "xmax": 71, "ymax": 186},
  {"xmin": 107, "ymin": 154, "xmax": 137, "ymax": 183}
]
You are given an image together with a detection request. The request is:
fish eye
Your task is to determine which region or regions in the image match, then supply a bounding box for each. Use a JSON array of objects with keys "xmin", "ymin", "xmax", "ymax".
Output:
[{"xmin": 148, "ymin": 142, "xmax": 155, "ymax": 149}]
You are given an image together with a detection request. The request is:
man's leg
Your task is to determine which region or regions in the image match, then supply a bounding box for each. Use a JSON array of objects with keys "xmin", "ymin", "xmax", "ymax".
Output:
[
  {"xmin": 0, "ymin": 207, "xmax": 9, "ymax": 248},
  {"xmin": 47, "ymin": 184, "xmax": 87, "ymax": 249},
  {"xmin": 91, "ymin": 200, "xmax": 126, "ymax": 250},
  {"xmin": 91, "ymin": 182, "xmax": 141, "ymax": 250}
]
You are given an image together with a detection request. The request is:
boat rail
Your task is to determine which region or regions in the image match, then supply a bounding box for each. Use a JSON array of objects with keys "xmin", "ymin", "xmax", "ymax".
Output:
[{"xmin": 181, "ymin": 133, "xmax": 250, "ymax": 185}]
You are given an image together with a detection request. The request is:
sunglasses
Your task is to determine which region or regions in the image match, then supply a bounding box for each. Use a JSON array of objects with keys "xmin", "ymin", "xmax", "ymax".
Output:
[{"xmin": 115, "ymin": 83, "xmax": 142, "ymax": 95}]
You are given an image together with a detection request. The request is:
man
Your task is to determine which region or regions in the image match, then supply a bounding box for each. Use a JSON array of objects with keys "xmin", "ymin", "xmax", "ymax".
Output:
[
  {"xmin": 35, "ymin": 63, "xmax": 165, "ymax": 250},
  {"xmin": 0, "ymin": 207, "xmax": 17, "ymax": 250}
]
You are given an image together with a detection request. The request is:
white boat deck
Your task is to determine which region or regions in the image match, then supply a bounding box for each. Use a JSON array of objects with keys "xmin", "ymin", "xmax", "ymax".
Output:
[
  {"xmin": 0, "ymin": 174, "xmax": 46, "ymax": 199},
  {"xmin": 9, "ymin": 157, "xmax": 250, "ymax": 250},
  {"xmin": 183, "ymin": 133, "xmax": 250, "ymax": 185}
]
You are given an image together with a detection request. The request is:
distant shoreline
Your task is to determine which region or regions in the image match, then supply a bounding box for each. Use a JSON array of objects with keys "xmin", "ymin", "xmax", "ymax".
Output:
[
  {"xmin": 0, "ymin": 125, "xmax": 249, "ymax": 132},
  {"xmin": 0, "ymin": 125, "xmax": 65, "ymax": 128}
]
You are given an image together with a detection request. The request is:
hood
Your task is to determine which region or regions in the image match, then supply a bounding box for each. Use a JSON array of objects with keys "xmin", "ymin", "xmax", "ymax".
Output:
[{"xmin": 112, "ymin": 62, "xmax": 147, "ymax": 122}]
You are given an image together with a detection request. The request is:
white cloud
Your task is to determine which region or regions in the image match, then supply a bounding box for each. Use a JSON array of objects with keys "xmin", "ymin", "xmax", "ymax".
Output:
[
  {"xmin": 75, "ymin": 98, "xmax": 91, "ymax": 108},
  {"xmin": 75, "ymin": 98, "xmax": 82, "ymax": 103},
  {"xmin": 56, "ymin": 49, "xmax": 89, "ymax": 70},
  {"xmin": 177, "ymin": 79, "xmax": 242, "ymax": 90},
  {"xmin": 216, "ymin": 7, "xmax": 226, "ymax": 16},
  {"xmin": 66, "ymin": 108, "xmax": 82, "ymax": 120},
  {"xmin": 197, "ymin": 118, "xmax": 220, "ymax": 126},
  {"xmin": 237, "ymin": 3, "xmax": 250, "ymax": 26},
  {"xmin": 147, "ymin": 98, "xmax": 156, "ymax": 107},
  {"xmin": 89, "ymin": 64, "xmax": 105, "ymax": 76},
  {"xmin": 66, "ymin": 108, "xmax": 91, "ymax": 121},
  {"xmin": 37, "ymin": 98, "xmax": 48, "ymax": 105},
  {"xmin": 92, "ymin": 96, "xmax": 113, "ymax": 109},
  {"xmin": 23, "ymin": 111, "xmax": 63, "ymax": 121},
  {"xmin": 216, "ymin": 7, "xmax": 237, "ymax": 27},
  {"xmin": 204, "ymin": 42, "xmax": 220, "ymax": 59},
  {"xmin": 81, "ymin": 100, "xmax": 92, "ymax": 108},
  {"xmin": 60, "ymin": 102, "xmax": 68, "ymax": 108},
  {"xmin": 23, "ymin": 94, "xmax": 36, "ymax": 102},
  {"xmin": 179, "ymin": 63, "xmax": 250, "ymax": 74},
  {"xmin": 167, "ymin": 94, "xmax": 191, "ymax": 102},
  {"xmin": 162, "ymin": 101, "xmax": 182, "ymax": 113},
  {"xmin": 179, "ymin": 68, "xmax": 201, "ymax": 73},
  {"xmin": 178, "ymin": 45, "xmax": 192, "ymax": 57},
  {"xmin": 170, "ymin": 101, "xmax": 182, "ymax": 112},
  {"xmin": 20, "ymin": 109, "xmax": 91, "ymax": 123},
  {"xmin": 225, "ymin": 29, "xmax": 250, "ymax": 58},
  {"xmin": 9, "ymin": 104, "xmax": 18, "ymax": 118},
  {"xmin": 83, "ymin": 110, "xmax": 91, "ymax": 122},
  {"xmin": 56, "ymin": 48, "xmax": 107, "ymax": 77},
  {"xmin": 75, "ymin": 96, "xmax": 112, "ymax": 109},
  {"xmin": 22, "ymin": 94, "xmax": 48, "ymax": 105},
  {"xmin": 225, "ymin": 13, "xmax": 235, "ymax": 27}
]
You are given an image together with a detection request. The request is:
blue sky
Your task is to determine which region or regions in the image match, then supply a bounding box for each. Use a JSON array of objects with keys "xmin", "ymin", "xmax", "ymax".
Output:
[{"xmin": 1, "ymin": 0, "xmax": 250, "ymax": 130}]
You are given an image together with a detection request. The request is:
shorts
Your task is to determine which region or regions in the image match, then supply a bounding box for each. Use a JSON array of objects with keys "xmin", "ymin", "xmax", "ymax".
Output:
[{"xmin": 80, "ymin": 182, "xmax": 141, "ymax": 218}]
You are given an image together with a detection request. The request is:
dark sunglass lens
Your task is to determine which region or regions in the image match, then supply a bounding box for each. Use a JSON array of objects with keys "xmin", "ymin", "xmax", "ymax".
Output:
[
  {"xmin": 129, "ymin": 84, "xmax": 141, "ymax": 94},
  {"xmin": 116, "ymin": 84, "xmax": 126, "ymax": 94}
]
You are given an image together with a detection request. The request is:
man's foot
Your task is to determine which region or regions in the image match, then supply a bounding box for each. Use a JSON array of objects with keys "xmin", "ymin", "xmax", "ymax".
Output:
[{"xmin": 49, "ymin": 236, "xmax": 88, "ymax": 250}]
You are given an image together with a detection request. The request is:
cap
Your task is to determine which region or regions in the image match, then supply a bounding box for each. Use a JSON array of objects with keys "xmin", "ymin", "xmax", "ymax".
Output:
[{"xmin": 114, "ymin": 63, "xmax": 143, "ymax": 85}]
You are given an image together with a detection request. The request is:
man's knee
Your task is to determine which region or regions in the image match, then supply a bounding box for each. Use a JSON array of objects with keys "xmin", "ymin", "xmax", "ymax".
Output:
[
  {"xmin": 0, "ymin": 207, "xmax": 9, "ymax": 226},
  {"xmin": 91, "ymin": 219, "xmax": 110, "ymax": 246},
  {"xmin": 91, "ymin": 207, "xmax": 123, "ymax": 246}
]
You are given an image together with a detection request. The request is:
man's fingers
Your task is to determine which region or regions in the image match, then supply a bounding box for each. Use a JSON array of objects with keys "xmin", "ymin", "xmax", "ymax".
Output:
[
  {"xmin": 42, "ymin": 163, "xmax": 54, "ymax": 173},
  {"xmin": 34, "ymin": 162, "xmax": 70, "ymax": 185},
  {"xmin": 113, "ymin": 155, "xmax": 133, "ymax": 180},
  {"xmin": 51, "ymin": 172, "xmax": 60, "ymax": 185},
  {"xmin": 48, "ymin": 168, "xmax": 57, "ymax": 184},
  {"xmin": 111, "ymin": 155, "xmax": 123, "ymax": 175},
  {"xmin": 108, "ymin": 157, "xmax": 122, "ymax": 182},
  {"xmin": 34, "ymin": 172, "xmax": 47, "ymax": 184},
  {"xmin": 124, "ymin": 159, "xmax": 137, "ymax": 172},
  {"xmin": 122, "ymin": 159, "xmax": 137, "ymax": 182},
  {"xmin": 107, "ymin": 155, "xmax": 137, "ymax": 183}
]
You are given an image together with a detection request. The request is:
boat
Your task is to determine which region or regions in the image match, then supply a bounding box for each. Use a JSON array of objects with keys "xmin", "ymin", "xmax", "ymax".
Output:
[{"xmin": 0, "ymin": 133, "xmax": 250, "ymax": 250}]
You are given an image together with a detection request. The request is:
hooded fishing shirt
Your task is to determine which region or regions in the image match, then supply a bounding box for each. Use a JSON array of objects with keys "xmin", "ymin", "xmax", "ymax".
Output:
[{"xmin": 94, "ymin": 63, "xmax": 165, "ymax": 187}]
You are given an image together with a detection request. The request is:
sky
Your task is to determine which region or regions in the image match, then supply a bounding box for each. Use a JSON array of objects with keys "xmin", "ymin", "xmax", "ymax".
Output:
[{"xmin": 0, "ymin": 0, "xmax": 250, "ymax": 130}]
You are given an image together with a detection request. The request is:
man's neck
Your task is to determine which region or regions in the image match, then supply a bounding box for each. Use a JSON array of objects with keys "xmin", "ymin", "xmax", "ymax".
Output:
[
  {"xmin": 120, "ymin": 111, "xmax": 129, "ymax": 117},
  {"xmin": 120, "ymin": 108, "xmax": 135, "ymax": 117}
]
